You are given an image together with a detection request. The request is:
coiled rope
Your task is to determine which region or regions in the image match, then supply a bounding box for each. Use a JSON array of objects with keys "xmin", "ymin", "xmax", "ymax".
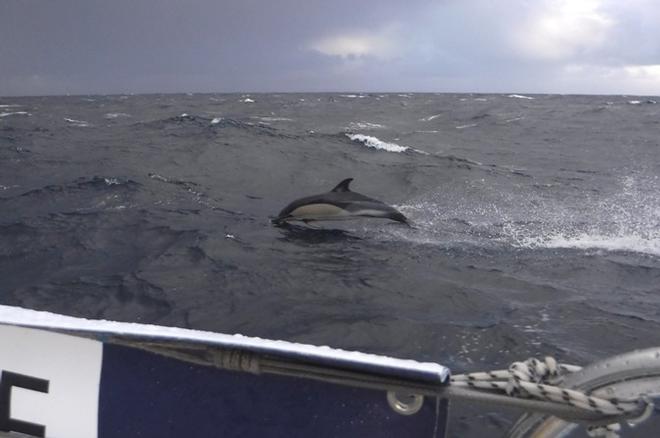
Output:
[{"xmin": 450, "ymin": 356, "xmax": 652, "ymax": 437}]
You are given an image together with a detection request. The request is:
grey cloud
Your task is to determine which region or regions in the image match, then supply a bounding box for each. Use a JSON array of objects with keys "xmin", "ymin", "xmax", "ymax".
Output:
[{"xmin": 1, "ymin": 0, "xmax": 659, "ymax": 96}]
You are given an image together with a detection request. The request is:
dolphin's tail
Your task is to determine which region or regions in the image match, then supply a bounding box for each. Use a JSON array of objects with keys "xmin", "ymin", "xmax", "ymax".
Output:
[{"xmin": 388, "ymin": 211, "xmax": 410, "ymax": 226}]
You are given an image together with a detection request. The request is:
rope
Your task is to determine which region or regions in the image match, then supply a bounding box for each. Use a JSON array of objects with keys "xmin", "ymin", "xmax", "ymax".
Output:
[
  {"xmin": 212, "ymin": 348, "xmax": 260, "ymax": 374},
  {"xmin": 450, "ymin": 356, "xmax": 651, "ymax": 437}
]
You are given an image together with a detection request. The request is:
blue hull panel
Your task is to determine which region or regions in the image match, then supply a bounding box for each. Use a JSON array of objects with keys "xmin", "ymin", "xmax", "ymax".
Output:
[{"xmin": 99, "ymin": 343, "xmax": 447, "ymax": 438}]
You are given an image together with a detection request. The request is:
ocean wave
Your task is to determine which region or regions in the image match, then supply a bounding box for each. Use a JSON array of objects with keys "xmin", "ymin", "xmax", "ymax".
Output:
[
  {"xmin": 345, "ymin": 134, "xmax": 409, "ymax": 153},
  {"xmin": 137, "ymin": 114, "xmax": 290, "ymax": 138},
  {"xmin": 252, "ymin": 116, "xmax": 294, "ymax": 122},
  {"xmin": 148, "ymin": 173, "xmax": 200, "ymax": 189},
  {"xmin": 17, "ymin": 176, "xmax": 140, "ymax": 198},
  {"xmin": 0, "ymin": 104, "xmax": 21, "ymax": 108},
  {"xmin": 508, "ymin": 94, "xmax": 534, "ymax": 100},
  {"xmin": 148, "ymin": 172, "xmax": 234, "ymax": 212}
]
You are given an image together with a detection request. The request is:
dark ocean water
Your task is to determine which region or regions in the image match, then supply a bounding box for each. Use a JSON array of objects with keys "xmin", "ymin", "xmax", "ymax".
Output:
[{"xmin": 2, "ymin": 93, "xmax": 660, "ymax": 436}]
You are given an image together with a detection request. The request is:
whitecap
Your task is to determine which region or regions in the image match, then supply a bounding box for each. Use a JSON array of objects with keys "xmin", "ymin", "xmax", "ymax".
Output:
[
  {"xmin": 149, "ymin": 173, "xmax": 169, "ymax": 182},
  {"xmin": 0, "ymin": 104, "xmax": 20, "ymax": 108},
  {"xmin": 104, "ymin": 112, "xmax": 131, "ymax": 119},
  {"xmin": 346, "ymin": 134, "xmax": 408, "ymax": 152},
  {"xmin": 456, "ymin": 124, "xmax": 477, "ymax": 130},
  {"xmin": 210, "ymin": 117, "xmax": 223, "ymax": 125},
  {"xmin": 104, "ymin": 178, "xmax": 121, "ymax": 186},
  {"xmin": 252, "ymin": 116, "xmax": 293, "ymax": 122},
  {"xmin": 346, "ymin": 134, "xmax": 408, "ymax": 153},
  {"xmin": 0, "ymin": 111, "xmax": 30, "ymax": 118},
  {"xmin": 508, "ymin": 94, "xmax": 534, "ymax": 100},
  {"xmin": 240, "ymin": 98, "xmax": 255, "ymax": 103},
  {"xmin": 346, "ymin": 121, "xmax": 386, "ymax": 130},
  {"xmin": 64, "ymin": 117, "xmax": 90, "ymax": 127},
  {"xmin": 420, "ymin": 114, "xmax": 442, "ymax": 122},
  {"xmin": 628, "ymin": 100, "xmax": 641, "ymax": 105}
]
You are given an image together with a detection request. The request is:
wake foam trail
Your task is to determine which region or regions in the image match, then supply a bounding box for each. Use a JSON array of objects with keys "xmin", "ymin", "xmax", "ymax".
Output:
[
  {"xmin": 523, "ymin": 233, "xmax": 660, "ymax": 256},
  {"xmin": 379, "ymin": 173, "xmax": 660, "ymax": 257},
  {"xmin": 504, "ymin": 174, "xmax": 660, "ymax": 257}
]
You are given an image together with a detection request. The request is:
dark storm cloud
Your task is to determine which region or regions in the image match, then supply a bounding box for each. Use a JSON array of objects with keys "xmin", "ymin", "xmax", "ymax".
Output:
[{"xmin": 1, "ymin": 0, "xmax": 659, "ymax": 96}]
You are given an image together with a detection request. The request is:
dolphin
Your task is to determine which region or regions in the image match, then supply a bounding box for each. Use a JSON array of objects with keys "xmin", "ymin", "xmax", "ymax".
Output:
[{"xmin": 272, "ymin": 178, "xmax": 409, "ymax": 226}]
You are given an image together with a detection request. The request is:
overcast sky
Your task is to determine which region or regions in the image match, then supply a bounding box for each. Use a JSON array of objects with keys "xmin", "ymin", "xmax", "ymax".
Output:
[{"xmin": 1, "ymin": 0, "xmax": 659, "ymax": 96}]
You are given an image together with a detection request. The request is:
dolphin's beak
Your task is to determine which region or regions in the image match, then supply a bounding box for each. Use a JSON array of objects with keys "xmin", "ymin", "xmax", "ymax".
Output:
[{"xmin": 271, "ymin": 216, "xmax": 289, "ymax": 226}]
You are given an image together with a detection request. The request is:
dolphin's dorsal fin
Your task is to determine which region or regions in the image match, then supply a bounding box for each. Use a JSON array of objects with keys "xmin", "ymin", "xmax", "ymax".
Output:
[{"xmin": 331, "ymin": 178, "xmax": 354, "ymax": 192}]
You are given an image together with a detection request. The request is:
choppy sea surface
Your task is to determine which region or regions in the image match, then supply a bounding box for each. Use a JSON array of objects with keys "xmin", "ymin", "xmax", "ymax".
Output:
[{"xmin": 1, "ymin": 93, "xmax": 660, "ymax": 436}]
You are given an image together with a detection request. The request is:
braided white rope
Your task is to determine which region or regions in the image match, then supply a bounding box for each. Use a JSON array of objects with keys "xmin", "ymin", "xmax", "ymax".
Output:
[{"xmin": 451, "ymin": 356, "xmax": 649, "ymax": 437}]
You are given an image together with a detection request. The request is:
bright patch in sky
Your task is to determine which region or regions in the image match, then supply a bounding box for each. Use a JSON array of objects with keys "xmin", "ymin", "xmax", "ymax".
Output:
[
  {"xmin": 624, "ymin": 64, "xmax": 660, "ymax": 80},
  {"xmin": 309, "ymin": 26, "xmax": 401, "ymax": 59},
  {"xmin": 515, "ymin": 0, "xmax": 613, "ymax": 60}
]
